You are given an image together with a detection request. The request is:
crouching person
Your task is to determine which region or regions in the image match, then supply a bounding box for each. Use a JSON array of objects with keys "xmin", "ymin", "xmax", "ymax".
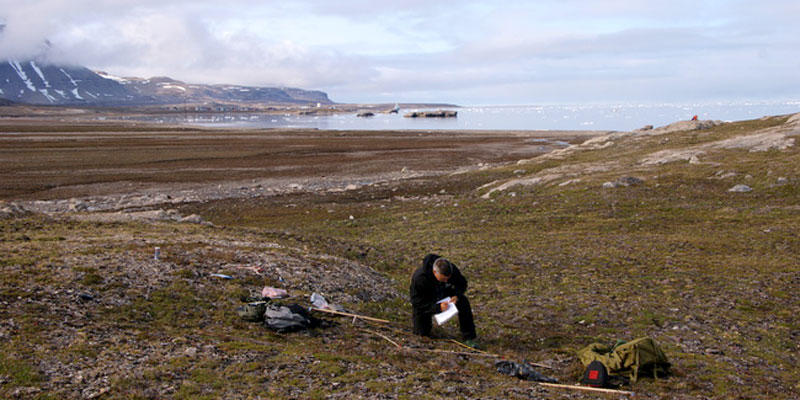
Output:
[{"xmin": 409, "ymin": 253, "xmax": 480, "ymax": 349}]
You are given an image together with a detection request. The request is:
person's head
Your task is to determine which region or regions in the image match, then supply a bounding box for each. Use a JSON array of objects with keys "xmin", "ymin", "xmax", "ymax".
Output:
[{"xmin": 432, "ymin": 257, "xmax": 452, "ymax": 282}]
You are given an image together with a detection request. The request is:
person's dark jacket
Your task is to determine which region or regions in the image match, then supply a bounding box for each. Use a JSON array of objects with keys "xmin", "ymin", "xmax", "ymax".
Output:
[{"xmin": 409, "ymin": 253, "xmax": 468, "ymax": 315}]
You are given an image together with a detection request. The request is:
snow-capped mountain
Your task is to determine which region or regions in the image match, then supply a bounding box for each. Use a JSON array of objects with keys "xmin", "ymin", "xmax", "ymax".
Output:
[
  {"xmin": 0, "ymin": 23, "xmax": 332, "ymax": 106},
  {"xmin": 0, "ymin": 60, "xmax": 333, "ymax": 106},
  {"xmin": 0, "ymin": 60, "xmax": 141, "ymax": 105},
  {"xmin": 93, "ymin": 72, "xmax": 333, "ymax": 106}
]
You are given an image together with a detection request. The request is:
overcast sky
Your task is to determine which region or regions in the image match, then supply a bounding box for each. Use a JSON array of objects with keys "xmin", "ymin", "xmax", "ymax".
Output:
[{"xmin": 1, "ymin": 0, "xmax": 798, "ymax": 105}]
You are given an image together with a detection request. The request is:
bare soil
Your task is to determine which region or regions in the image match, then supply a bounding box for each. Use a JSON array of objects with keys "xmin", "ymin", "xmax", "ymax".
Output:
[{"xmin": 0, "ymin": 116, "xmax": 601, "ymax": 203}]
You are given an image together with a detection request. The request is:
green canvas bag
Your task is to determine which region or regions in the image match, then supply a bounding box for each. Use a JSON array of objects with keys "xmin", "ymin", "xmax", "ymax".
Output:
[
  {"xmin": 577, "ymin": 337, "xmax": 670, "ymax": 383},
  {"xmin": 236, "ymin": 301, "xmax": 268, "ymax": 322}
]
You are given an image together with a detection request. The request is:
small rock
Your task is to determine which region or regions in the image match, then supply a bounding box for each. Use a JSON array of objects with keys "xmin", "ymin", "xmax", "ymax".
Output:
[
  {"xmin": 602, "ymin": 182, "xmax": 616, "ymax": 188},
  {"xmin": 776, "ymin": 177, "xmax": 788, "ymax": 184},
  {"xmin": 513, "ymin": 169, "xmax": 525, "ymax": 174},
  {"xmin": 69, "ymin": 198, "xmax": 89, "ymax": 212},
  {"xmin": 12, "ymin": 387, "xmax": 41, "ymax": 397},
  {"xmin": 184, "ymin": 347, "xmax": 198, "ymax": 357},
  {"xmin": 616, "ymin": 176, "xmax": 644, "ymax": 187},
  {"xmin": 345, "ymin": 184, "xmax": 359, "ymax": 191},
  {"xmin": 689, "ymin": 155, "xmax": 701, "ymax": 164},
  {"xmin": 180, "ymin": 214, "xmax": 204, "ymax": 224},
  {"xmin": 728, "ymin": 184, "xmax": 752, "ymax": 193}
]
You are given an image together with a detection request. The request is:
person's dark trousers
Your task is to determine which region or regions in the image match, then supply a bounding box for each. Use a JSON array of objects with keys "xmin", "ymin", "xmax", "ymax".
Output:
[{"xmin": 412, "ymin": 293, "xmax": 476, "ymax": 341}]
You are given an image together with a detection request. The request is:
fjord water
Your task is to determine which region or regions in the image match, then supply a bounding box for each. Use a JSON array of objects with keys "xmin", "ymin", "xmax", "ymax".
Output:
[{"xmin": 139, "ymin": 102, "xmax": 799, "ymax": 131}]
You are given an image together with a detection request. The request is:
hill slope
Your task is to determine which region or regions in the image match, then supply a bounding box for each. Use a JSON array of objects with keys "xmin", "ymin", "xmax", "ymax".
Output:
[{"xmin": 1, "ymin": 114, "xmax": 798, "ymax": 398}]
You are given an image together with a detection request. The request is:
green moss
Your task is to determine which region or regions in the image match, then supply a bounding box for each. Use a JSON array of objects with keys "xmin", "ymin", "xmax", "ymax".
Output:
[
  {"xmin": 0, "ymin": 353, "xmax": 43, "ymax": 387},
  {"xmin": 82, "ymin": 272, "xmax": 104, "ymax": 285}
]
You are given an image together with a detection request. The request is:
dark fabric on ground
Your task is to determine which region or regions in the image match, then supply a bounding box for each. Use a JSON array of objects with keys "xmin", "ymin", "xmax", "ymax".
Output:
[{"xmin": 495, "ymin": 360, "xmax": 558, "ymax": 383}]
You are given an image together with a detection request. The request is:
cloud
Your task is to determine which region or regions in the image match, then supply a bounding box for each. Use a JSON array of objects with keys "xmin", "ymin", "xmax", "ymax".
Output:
[{"xmin": 1, "ymin": 1, "xmax": 798, "ymax": 104}]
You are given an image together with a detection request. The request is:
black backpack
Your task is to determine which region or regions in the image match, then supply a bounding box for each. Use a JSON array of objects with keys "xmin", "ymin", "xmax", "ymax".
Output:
[{"xmin": 582, "ymin": 360, "xmax": 609, "ymax": 387}]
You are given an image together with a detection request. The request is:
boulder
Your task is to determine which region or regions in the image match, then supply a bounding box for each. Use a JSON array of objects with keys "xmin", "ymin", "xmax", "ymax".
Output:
[
  {"xmin": 356, "ymin": 112, "xmax": 375, "ymax": 118},
  {"xmin": 602, "ymin": 176, "xmax": 644, "ymax": 188},
  {"xmin": 728, "ymin": 184, "xmax": 752, "ymax": 193}
]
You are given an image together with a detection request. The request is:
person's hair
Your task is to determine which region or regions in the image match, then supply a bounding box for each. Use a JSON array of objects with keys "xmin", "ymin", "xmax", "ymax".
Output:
[{"xmin": 433, "ymin": 258, "xmax": 452, "ymax": 276}]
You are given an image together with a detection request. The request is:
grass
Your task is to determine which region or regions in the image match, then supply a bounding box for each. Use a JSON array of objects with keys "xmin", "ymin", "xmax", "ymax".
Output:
[
  {"xmin": 2, "ymin": 115, "xmax": 799, "ymax": 398},
  {"xmin": 186, "ymin": 116, "xmax": 799, "ymax": 398}
]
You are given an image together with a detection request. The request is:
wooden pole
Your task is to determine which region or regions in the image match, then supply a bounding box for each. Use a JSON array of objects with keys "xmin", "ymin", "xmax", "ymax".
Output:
[
  {"xmin": 362, "ymin": 329, "xmax": 402, "ymax": 349},
  {"xmin": 538, "ymin": 382, "xmax": 634, "ymax": 396},
  {"xmin": 409, "ymin": 347, "xmax": 501, "ymax": 358},
  {"xmin": 448, "ymin": 339, "xmax": 554, "ymax": 369},
  {"xmin": 449, "ymin": 338, "xmax": 493, "ymax": 355},
  {"xmin": 309, "ymin": 307, "xmax": 390, "ymax": 324}
]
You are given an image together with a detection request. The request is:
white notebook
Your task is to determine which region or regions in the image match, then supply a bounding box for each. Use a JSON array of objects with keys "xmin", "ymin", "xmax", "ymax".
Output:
[{"xmin": 434, "ymin": 298, "xmax": 459, "ymax": 325}]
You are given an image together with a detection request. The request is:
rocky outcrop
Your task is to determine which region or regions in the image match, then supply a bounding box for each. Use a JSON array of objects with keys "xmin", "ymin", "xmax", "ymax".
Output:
[
  {"xmin": 0, "ymin": 202, "xmax": 28, "ymax": 219},
  {"xmin": 484, "ymin": 114, "xmax": 800, "ymax": 197},
  {"xmin": 633, "ymin": 119, "xmax": 723, "ymax": 135},
  {"xmin": 640, "ymin": 113, "xmax": 799, "ymax": 165},
  {"xmin": 602, "ymin": 176, "xmax": 644, "ymax": 188}
]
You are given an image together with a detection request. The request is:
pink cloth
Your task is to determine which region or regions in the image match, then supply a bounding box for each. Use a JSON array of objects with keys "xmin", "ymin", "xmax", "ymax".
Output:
[{"xmin": 261, "ymin": 286, "xmax": 288, "ymax": 299}]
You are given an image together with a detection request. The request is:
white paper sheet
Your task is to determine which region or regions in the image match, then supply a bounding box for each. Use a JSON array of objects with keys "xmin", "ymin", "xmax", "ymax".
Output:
[{"xmin": 434, "ymin": 298, "xmax": 459, "ymax": 325}]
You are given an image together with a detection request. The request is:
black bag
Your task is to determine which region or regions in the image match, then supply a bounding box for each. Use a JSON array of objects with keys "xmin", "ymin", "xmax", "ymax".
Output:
[
  {"xmin": 264, "ymin": 303, "xmax": 317, "ymax": 333},
  {"xmin": 582, "ymin": 360, "xmax": 609, "ymax": 388}
]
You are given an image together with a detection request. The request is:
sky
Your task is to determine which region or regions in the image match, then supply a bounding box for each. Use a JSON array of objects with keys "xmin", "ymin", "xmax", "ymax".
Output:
[{"xmin": 0, "ymin": 0, "xmax": 798, "ymax": 105}]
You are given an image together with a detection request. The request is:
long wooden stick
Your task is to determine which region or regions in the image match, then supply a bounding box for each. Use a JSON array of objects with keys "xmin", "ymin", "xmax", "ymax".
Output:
[
  {"xmin": 409, "ymin": 347, "xmax": 501, "ymax": 358},
  {"xmin": 449, "ymin": 338, "xmax": 492, "ymax": 355},
  {"xmin": 363, "ymin": 329, "xmax": 402, "ymax": 349},
  {"xmin": 538, "ymin": 382, "xmax": 634, "ymax": 396},
  {"xmin": 309, "ymin": 307, "xmax": 390, "ymax": 323},
  {"xmin": 448, "ymin": 339, "xmax": 554, "ymax": 369}
]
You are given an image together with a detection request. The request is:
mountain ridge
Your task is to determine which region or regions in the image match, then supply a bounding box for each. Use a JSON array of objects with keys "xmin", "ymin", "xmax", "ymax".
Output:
[{"xmin": 0, "ymin": 59, "xmax": 333, "ymax": 106}]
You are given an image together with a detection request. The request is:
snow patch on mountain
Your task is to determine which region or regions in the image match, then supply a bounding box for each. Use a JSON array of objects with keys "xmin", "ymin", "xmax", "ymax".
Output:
[
  {"xmin": 39, "ymin": 88, "xmax": 56, "ymax": 102},
  {"xmin": 30, "ymin": 61, "xmax": 50, "ymax": 87},
  {"xmin": 96, "ymin": 71, "xmax": 130, "ymax": 84},
  {"xmin": 60, "ymin": 68, "xmax": 79, "ymax": 86},
  {"xmin": 8, "ymin": 60, "xmax": 35, "ymax": 92}
]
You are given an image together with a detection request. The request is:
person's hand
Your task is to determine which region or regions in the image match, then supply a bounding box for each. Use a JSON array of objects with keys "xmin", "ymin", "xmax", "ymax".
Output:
[{"xmin": 450, "ymin": 296, "xmax": 458, "ymax": 304}]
